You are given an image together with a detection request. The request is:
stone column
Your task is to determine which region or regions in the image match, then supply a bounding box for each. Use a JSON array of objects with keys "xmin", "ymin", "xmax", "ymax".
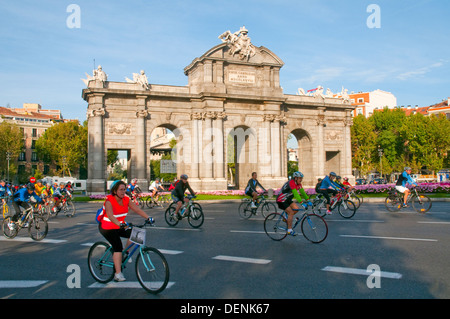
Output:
[
  {"xmin": 343, "ymin": 111, "xmax": 353, "ymax": 177},
  {"xmin": 213, "ymin": 112, "xmax": 226, "ymax": 179},
  {"xmin": 202, "ymin": 111, "xmax": 214, "ymax": 179},
  {"xmin": 316, "ymin": 108, "xmax": 326, "ymax": 178},
  {"xmin": 135, "ymin": 107, "xmax": 148, "ymax": 190},
  {"xmin": 261, "ymin": 115, "xmax": 274, "ymax": 177},
  {"xmin": 271, "ymin": 117, "xmax": 281, "ymax": 177},
  {"xmin": 87, "ymin": 104, "xmax": 105, "ymax": 193},
  {"xmin": 190, "ymin": 112, "xmax": 202, "ymax": 179}
]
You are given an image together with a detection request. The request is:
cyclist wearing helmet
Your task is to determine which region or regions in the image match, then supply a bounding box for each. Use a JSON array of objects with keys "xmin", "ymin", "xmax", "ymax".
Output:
[
  {"xmin": 276, "ymin": 172, "xmax": 312, "ymax": 236},
  {"xmin": 318, "ymin": 172, "xmax": 343, "ymax": 215},
  {"xmin": 99, "ymin": 180, "xmax": 154, "ymax": 282},
  {"xmin": 245, "ymin": 172, "xmax": 267, "ymax": 208},
  {"xmin": 171, "ymin": 174, "xmax": 196, "ymax": 219},
  {"xmin": 11, "ymin": 183, "xmax": 42, "ymax": 222},
  {"xmin": 395, "ymin": 167, "xmax": 417, "ymax": 208}
]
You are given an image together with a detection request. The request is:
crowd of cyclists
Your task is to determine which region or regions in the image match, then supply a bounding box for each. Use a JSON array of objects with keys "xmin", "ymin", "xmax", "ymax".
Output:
[{"xmin": 0, "ymin": 179, "xmax": 74, "ymax": 223}]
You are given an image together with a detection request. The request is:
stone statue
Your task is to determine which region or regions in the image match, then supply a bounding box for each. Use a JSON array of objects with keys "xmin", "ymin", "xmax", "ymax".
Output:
[
  {"xmin": 325, "ymin": 88, "xmax": 334, "ymax": 98},
  {"xmin": 82, "ymin": 65, "xmax": 108, "ymax": 86},
  {"xmin": 125, "ymin": 70, "xmax": 150, "ymax": 90},
  {"xmin": 219, "ymin": 26, "xmax": 256, "ymax": 61},
  {"xmin": 297, "ymin": 88, "xmax": 306, "ymax": 96},
  {"xmin": 313, "ymin": 85, "xmax": 325, "ymax": 99}
]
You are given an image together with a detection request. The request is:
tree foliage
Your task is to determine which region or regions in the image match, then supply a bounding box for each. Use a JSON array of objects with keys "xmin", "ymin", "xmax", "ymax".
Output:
[
  {"xmin": 351, "ymin": 108, "xmax": 450, "ymax": 176},
  {"xmin": 0, "ymin": 121, "xmax": 23, "ymax": 179},
  {"xmin": 35, "ymin": 121, "xmax": 87, "ymax": 176}
]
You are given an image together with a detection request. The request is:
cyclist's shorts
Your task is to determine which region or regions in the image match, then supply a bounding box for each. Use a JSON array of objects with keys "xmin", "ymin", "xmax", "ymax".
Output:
[
  {"xmin": 99, "ymin": 225, "xmax": 132, "ymax": 252},
  {"xmin": 171, "ymin": 195, "xmax": 183, "ymax": 203},
  {"xmin": 245, "ymin": 190, "xmax": 254, "ymax": 197},
  {"xmin": 395, "ymin": 186, "xmax": 408, "ymax": 193},
  {"xmin": 277, "ymin": 198, "xmax": 293, "ymax": 211}
]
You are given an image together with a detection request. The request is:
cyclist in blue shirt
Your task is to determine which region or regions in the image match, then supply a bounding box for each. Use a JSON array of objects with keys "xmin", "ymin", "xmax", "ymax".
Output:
[
  {"xmin": 318, "ymin": 172, "xmax": 344, "ymax": 215},
  {"xmin": 0, "ymin": 180, "xmax": 12, "ymax": 197},
  {"xmin": 11, "ymin": 183, "xmax": 42, "ymax": 222},
  {"xmin": 395, "ymin": 167, "xmax": 418, "ymax": 207}
]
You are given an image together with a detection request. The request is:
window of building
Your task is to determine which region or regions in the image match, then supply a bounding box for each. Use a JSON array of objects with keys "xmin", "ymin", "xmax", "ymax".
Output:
[
  {"xmin": 31, "ymin": 152, "xmax": 38, "ymax": 162},
  {"xmin": 357, "ymin": 98, "xmax": 364, "ymax": 103},
  {"xmin": 18, "ymin": 152, "xmax": 26, "ymax": 161},
  {"xmin": 32, "ymin": 128, "xmax": 37, "ymax": 137}
]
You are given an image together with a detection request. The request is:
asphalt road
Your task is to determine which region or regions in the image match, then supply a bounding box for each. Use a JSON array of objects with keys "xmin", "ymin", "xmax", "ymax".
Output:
[{"xmin": 1, "ymin": 200, "xmax": 450, "ymax": 302}]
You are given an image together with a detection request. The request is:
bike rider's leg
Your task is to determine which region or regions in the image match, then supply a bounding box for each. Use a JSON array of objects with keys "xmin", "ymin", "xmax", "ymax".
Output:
[
  {"xmin": 403, "ymin": 189, "xmax": 410, "ymax": 206},
  {"xmin": 251, "ymin": 191, "xmax": 258, "ymax": 208},
  {"xmin": 285, "ymin": 203, "xmax": 298, "ymax": 236}
]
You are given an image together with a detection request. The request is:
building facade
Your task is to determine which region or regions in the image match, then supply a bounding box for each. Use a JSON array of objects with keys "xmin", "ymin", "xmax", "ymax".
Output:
[
  {"xmin": 343, "ymin": 89, "xmax": 397, "ymax": 117},
  {"xmin": 82, "ymin": 28, "xmax": 355, "ymax": 193},
  {"xmin": 0, "ymin": 103, "xmax": 64, "ymax": 180}
]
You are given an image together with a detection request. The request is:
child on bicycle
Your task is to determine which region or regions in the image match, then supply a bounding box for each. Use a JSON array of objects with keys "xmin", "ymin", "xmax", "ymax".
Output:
[
  {"xmin": 98, "ymin": 180, "xmax": 154, "ymax": 282},
  {"xmin": 276, "ymin": 171, "xmax": 312, "ymax": 236}
]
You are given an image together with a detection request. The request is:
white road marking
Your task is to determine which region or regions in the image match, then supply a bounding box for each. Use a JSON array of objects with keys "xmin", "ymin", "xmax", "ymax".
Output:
[
  {"xmin": 340, "ymin": 234, "xmax": 437, "ymax": 242},
  {"xmin": 0, "ymin": 280, "xmax": 49, "ymax": 288},
  {"xmin": 212, "ymin": 255, "xmax": 271, "ymax": 264},
  {"xmin": 0, "ymin": 237, "xmax": 67, "ymax": 244},
  {"xmin": 322, "ymin": 266, "xmax": 402, "ymax": 279},
  {"xmin": 417, "ymin": 221, "xmax": 450, "ymax": 225},
  {"xmin": 88, "ymin": 281, "xmax": 175, "ymax": 289}
]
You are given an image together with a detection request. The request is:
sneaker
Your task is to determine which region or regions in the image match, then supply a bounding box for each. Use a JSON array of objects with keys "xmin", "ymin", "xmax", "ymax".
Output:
[
  {"xmin": 250, "ymin": 202, "xmax": 257, "ymax": 208},
  {"xmin": 7, "ymin": 222, "xmax": 16, "ymax": 231},
  {"xmin": 326, "ymin": 210, "xmax": 333, "ymax": 215},
  {"xmin": 287, "ymin": 229, "xmax": 297, "ymax": 236},
  {"xmin": 402, "ymin": 203, "xmax": 408, "ymax": 208},
  {"xmin": 114, "ymin": 272, "xmax": 126, "ymax": 282}
]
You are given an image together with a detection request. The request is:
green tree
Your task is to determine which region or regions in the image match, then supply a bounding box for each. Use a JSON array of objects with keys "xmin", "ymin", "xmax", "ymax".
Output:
[
  {"xmin": 0, "ymin": 121, "xmax": 23, "ymax": 180},
  {"xmin": 351, "ymin": 115, "xmax": 377, "ymax": 176},
  {"xmin": 35, "ymin": 121, "xmax": 87, "ymax": 177}
]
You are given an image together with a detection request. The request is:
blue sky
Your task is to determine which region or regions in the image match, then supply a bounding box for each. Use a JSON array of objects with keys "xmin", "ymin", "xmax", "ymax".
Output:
[{"xmin": 0, "ymin": 0, "xmax": 449, "ymax": 122}]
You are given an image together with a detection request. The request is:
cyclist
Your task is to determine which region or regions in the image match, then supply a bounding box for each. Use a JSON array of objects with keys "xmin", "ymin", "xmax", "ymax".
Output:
[
  {"xmin": 245, "ymin": 172, "xmax": 267, "ymax": 208},
  {"xmin": 11, "ymin": 183, "xmax": 42, "ymax": 222},
  {"xmin": 98, "ymin": 180, "xmax": 153, "ymax": 282},
  {"xmin": 318, "ymin": 172, "xmax": 343, "ymax": 215},
  {"xmin": 52, "ymin": 182, "xmax": 69, "ymax": 214},
  {"xmin": 342, "ymin": 177, "xmax": 354, "ymax": 192},
  {"xmin": 149, "ymin": 178, "xmax": 165, "ymax": 202},
  {"xmin": 276, "ymin": 171, "xmax": 312, "ymax": 236},
  {"xmin": 171, "ymin": 174, "xmax": 196, "ymax": 219},
  {"xmin": 0, "ymin": 180, "xmax": 12, "ymax": 198},
  {"xmin": 395, "ymin": 167, "xmax": 418, "ymax": 207},
  {"xmin": 126, "ymin": 179, "xmax": 138, "ymax": 196}
]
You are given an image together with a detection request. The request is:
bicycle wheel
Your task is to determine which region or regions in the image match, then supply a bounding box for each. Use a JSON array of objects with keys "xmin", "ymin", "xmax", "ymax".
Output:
[
  {"xmin": 164, "ymin": 206, "xmax": 179, "ymax": 226},
  {"xmin": 348, "ymin": 193, "xmax": 361, "ymax": 209},
  {"xmin": 88, "ymin": 242, "xmax": 115, "ymax": 283},
  {"xmin": 261, "ymin": 202, "xmax": 277, "ymax": 218},
  {"xmin": 39, "ymin": 206, "xmax": 50, "ymax": 221},
  {"xmin": 385, "ymin": 196, "xmax": 402, "ymax": 212},
  {"xmin": 264, "ymin": 213, "xmax": 288, "ymax": 241},
  {"xmin": 412, "ymin": 194, "xmax": 432, "ymax": 213},
  {"xmin": 188, "ymin": 207, "xmax": 204, "ymax": 228},
  {"xmin": 64, "ymin": 201, "xmax": 76, "ymax": 217},
  {"xmin": 338, "ymin": 200, "xmax": 356, "ymax": 219},
  {"xmin": 2, "ymin": 217, "xmax": 18, "ymax": 239},
  {"xmin": 28, "ymin": 216, "xmax": 48, "ymax": 241},
  {"xmin": 238, "ymin": 201, "xmax": 253, "ymax": 219},
  {"xmin": 312, "ymin": 198, "xmax": 327, "ymax": 217},
  {"xmin": 301, "ymin": 214, "xmax": 328, "ymax": 243},
  {"xmin": 135, "ymin": 247, "xmax": 170, "ymax": 294}
]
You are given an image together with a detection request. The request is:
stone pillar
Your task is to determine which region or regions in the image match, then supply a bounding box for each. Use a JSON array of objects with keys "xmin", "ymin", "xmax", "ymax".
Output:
[
  {"xmin": 213, "ymin": 112, "xmax": 226, "ymax": 179},
  {"xmin": 316, "ymin": 108, "xmax": 326, "ymax": 178},
  {"xmin": 343, "ymin": 111, "xmax": 353, "ymax": 178},
  {"xmin": 271, "ymin": 118, "xmax": 281, "ymax": 177},
  {"xmin": 190, "ymin": 112, "xmax": 202, "ymax": 179},
  {"xmin": 135, "ymin": 107, "xmax": 148, "ymax": 190},
  {"xmin": 87, "ymin": 103, "xmax": 106, "ymax": 194},
  {"xmin": 202, "ymin": 112, "xmax": 214, "ymax": 179}
]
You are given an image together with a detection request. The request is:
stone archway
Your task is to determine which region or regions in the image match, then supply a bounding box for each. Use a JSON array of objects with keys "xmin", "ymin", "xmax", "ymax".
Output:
[
  {"xmin": 289, "ymin": 128, "xmax": 314, "ymax": 186},
  {"xmin": 83, "ymin": 27, "xmax": 355, "ymax": 193}
]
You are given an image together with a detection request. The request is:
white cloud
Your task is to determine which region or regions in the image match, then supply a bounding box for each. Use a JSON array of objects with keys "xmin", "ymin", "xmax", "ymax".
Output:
[{"xmin": 397, "ymin": 61, "xmax": 446, "ymax": 81}]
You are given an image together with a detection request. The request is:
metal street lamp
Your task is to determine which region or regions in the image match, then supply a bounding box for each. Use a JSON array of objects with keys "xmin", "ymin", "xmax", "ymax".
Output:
[
  {"xmin": 378, "ymin": 147, "xmax": 383, "ymax": 178},
  {"xmin": 6, "ymin": 151, "xmax": 11, "ymax": 182}
]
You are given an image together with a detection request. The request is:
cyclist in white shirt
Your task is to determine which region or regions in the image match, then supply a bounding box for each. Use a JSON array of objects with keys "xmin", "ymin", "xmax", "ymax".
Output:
[{"xmin": 149, "ymin": 178, "xmax": 165, "ymax": 202}]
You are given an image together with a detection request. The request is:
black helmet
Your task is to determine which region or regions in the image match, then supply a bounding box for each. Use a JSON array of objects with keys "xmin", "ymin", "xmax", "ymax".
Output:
[{"xmin": 26, "ymin": 183, "xmax": 35, "ymax": 191}]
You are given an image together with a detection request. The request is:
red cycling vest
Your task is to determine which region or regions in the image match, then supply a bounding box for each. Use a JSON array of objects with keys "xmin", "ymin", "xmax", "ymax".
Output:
[{"xmin": 100, "ymin": 194, "xmax": 130, "ymax": 230}]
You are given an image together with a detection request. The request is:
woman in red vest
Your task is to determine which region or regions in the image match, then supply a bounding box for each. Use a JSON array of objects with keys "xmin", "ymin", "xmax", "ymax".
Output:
[{"xmin": 99, "ymin": 180, "xmax": 153, "ymax": 282}]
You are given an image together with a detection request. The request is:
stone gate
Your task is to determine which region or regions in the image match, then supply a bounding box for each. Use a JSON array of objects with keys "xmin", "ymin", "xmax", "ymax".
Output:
[{"xmin": 82, "ymin": 27, "xmax": 355, "ymax": 193}]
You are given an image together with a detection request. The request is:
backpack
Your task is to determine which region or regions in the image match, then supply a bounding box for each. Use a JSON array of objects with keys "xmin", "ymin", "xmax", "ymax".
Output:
[{"xmin": 95, "ymin": 200, "xmax": 107, "ymax": 224}]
